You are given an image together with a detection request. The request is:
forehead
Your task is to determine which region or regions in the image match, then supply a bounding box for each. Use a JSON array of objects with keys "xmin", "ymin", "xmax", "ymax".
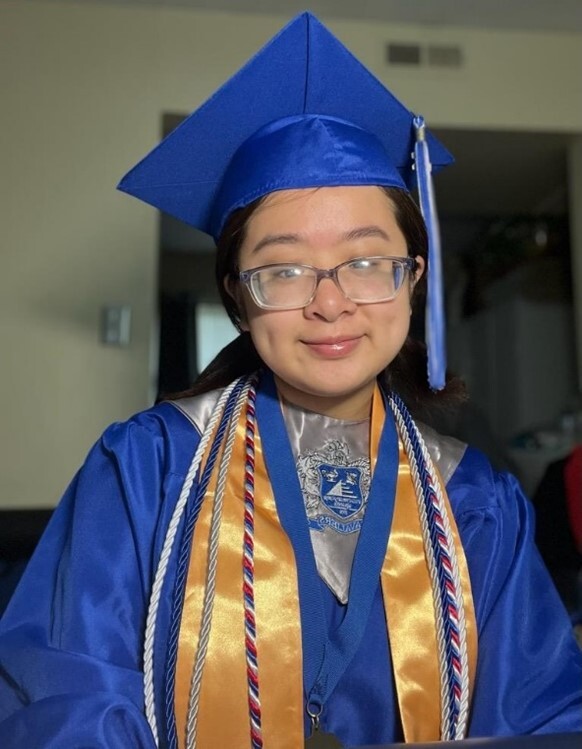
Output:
[{"xmin": 244, "ymin": 185, "xmax": 399, "ymax": 240}]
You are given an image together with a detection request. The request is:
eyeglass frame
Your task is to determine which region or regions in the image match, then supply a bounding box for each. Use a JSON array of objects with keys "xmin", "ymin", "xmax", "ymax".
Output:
[{"xmin": 234, "ymin": 255, "xmax": 419, "ymax": 310}]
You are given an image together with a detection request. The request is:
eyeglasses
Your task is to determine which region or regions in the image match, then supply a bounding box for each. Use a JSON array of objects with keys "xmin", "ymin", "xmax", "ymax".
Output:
[{"xmin": 235, "ymin": 256, "xmax": 418, "ymax": 310}]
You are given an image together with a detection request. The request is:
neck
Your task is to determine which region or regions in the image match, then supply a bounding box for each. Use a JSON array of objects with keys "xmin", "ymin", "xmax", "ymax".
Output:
[{"xmin": 272, "ymin": 375, "xmax": 375, "ymax": 420}]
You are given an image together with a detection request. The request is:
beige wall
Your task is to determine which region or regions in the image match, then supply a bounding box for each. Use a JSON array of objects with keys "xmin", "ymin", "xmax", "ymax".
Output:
[{"xmin": 1, "ymin": 0, "xmax": 582, "ymax": 508}]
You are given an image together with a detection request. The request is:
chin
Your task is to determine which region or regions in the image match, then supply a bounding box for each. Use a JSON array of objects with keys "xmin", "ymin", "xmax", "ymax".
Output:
[{"xmin": 289, "ymin": 371, "xmax": 378, "ymax": 400}]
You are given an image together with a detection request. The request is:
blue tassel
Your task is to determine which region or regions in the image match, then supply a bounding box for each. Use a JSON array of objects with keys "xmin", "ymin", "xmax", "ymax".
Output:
[{"xmin": 413, "ymin": 116, "xmax": 446, "ymax": 391}]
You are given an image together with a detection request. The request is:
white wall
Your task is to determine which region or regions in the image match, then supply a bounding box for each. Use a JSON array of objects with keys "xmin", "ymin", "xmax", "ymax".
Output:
[{"xmin": 1, "ymin": 0, "xmax": 582, "ymax": 507}]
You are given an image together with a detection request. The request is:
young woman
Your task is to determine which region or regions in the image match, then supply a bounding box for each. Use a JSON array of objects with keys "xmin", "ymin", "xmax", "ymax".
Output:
[{"xmin": 0, "ymin": 12, "xmax": 580, "ymax": 749}]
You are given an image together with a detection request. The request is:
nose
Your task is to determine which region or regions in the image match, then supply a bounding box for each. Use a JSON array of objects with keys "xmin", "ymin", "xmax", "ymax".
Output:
[{"xmin": 303, "ymin": 275, "xmax": 357, "ymax": 321}]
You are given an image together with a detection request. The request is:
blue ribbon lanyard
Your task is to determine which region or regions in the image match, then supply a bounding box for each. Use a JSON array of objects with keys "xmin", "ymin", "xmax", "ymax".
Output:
[{"xmin": 256, "ymin": 372, "xmax": 399, "ymax": 724}]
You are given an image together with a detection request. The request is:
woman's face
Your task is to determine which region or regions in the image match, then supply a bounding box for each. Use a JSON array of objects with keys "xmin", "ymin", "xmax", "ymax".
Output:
[{"xmin": 235, "ymin": 186, "xmax": 424, "ymax": 419}]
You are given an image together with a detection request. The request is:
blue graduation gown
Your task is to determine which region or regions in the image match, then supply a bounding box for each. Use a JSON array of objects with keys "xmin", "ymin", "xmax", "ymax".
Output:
[{"xmin": 0, "ymin": 390, "xmax": 581, "ymax": 748}]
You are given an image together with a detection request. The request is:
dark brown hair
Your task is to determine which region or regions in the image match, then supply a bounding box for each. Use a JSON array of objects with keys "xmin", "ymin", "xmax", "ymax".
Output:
[{"xmin": 169, "ymin": 187, "xmax": 466, "ymax": 420}]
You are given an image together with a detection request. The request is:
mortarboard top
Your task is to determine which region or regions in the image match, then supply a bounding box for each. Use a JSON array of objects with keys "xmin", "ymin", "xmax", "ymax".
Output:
[
  {"xmin": 118, "ymin": 11, "xmax": 451, "ymax": 390},
  {"xmin": 117, "ymin": 11, "xmax": 452, "ymax": 241}
]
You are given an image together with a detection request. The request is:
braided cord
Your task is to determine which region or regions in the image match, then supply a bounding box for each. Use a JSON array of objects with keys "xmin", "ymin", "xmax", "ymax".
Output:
[
  {"xmin": 142, "ymin": 377, "xmax": 243, "ymax": 747},
  {"xmin": 242, "ymin": 382, "xmax": 263, "ymax": 748},
  {"xmin": 390, "ymin": 398, "xmax": 451, "ymax": 735},
  {"xmin": 185, "ymin": 379, "xmax": 253, "ymax": 749},
  {"xmin": 409, "ymin": 415, "xmax": 470, "ymax": 739},
  {"xmin": 388, "ymin": 394, "xmax": 470, "ymax": 740},
  {"xmin": 164, "ymin": 377, "xmax": 249, "ymax": 749}
]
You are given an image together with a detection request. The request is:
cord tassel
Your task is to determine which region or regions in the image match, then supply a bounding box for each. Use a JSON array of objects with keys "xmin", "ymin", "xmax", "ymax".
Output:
[{"xmin": 413, "ymin": 116, "xmax": 446, "ymax": 391}]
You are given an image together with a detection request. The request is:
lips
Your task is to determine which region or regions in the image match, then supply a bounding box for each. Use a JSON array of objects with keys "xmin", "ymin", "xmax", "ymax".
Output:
[{"xmin": 302, "ymin": 336, "xmax": 363, "ymax": 358}]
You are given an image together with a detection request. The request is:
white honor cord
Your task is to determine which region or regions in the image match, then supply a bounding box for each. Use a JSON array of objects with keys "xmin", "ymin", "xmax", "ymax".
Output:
[
  {"xmin": 185, "ymin": 380, "xmax": 251, "ymax": 749},
  {"xmin": 413, "ymin": 423, "xmax": 470, "ymax": 739},
  {"xmin": 389, "ymin": 397, "xmax": 469, "ymax": 740},
  {"xmin": 391, "ymin": 404, "xmax": 451, "ymax": 735},
  {"xmin": 142, "ymin": 378, "xmax": 243, "ymax": 746}
]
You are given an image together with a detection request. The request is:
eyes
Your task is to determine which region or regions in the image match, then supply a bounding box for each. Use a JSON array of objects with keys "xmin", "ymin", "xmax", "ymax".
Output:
[
  {"xmin": 254, "ymin": 257, "xmax": 396, "ymax": 279},
  {"xmin": 347, "ymin": 257, "xmax": 384, "ymax": 272},
  {"xmin": 271, "ymin": 266, "xmax": 305, "ymax": 281}
]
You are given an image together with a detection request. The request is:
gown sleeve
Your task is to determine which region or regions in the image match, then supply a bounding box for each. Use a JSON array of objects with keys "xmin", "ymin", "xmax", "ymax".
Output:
[
  {"xmin": 0, "ymin": 405, "xmax": 198, "ymax": 748},
  {"xmin": 451, "ymin": 448, "xmax": 582, "ymax": 736}
]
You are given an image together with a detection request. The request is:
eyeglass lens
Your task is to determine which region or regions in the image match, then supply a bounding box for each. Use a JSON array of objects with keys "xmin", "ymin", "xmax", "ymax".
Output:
[{"xmin": 248, "ymin": 257, "xmax": 410, "ymax": 308}]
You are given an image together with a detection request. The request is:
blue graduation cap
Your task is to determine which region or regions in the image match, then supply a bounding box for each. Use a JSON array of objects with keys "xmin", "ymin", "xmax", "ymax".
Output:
[{"xmin": 118, "ymin": 12, "xmax": 452, "ymax": 390}]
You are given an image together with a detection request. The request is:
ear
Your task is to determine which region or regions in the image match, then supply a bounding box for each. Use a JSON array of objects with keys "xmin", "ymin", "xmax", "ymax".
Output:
[
  {"xmin": 223, "ymin": 275, "xmax": 249, "ymax": 331},
  {"xmin": 413, "ymin": 255, "xmax": 426, "ymax": 284}
]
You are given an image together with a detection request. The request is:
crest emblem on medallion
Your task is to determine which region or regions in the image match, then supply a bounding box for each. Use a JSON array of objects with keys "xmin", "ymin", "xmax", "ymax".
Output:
[
  {"xmin": 318, "ymin": 464, "xmax": 364, "ymax": 519},
  {"xmin": 297, "ymin": 439, "xmax": 370, "ymax": 533}
]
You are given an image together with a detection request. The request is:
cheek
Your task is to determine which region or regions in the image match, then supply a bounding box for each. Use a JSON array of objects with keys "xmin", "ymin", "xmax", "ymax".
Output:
[
  {"xmin": 375, "ymin": 294, "xmax": 411, "ymax": 329},
  {"xmin": 369, "ymin": 299, "xmax": 412, "ymax": 360},
  {"xmin": 237, "ymin": 289, "xmax": 258, "ymax": 331},
  {"xmin": 244, "ymin": 307, "xmax": 295, "ymax": 355}
]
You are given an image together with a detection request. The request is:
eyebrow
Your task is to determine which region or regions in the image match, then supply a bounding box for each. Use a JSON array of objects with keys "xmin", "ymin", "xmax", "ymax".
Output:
[
  {"xmin": 251, "ymin": 233, "xmax": 301, "ymax": 254},
  {"xmin": 342, "ymin": 225, "xmax": 391, "ymax": 243},
  {"xmin": 251, "ymin": 225, "xmax": 391, "ymax": 254}
]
